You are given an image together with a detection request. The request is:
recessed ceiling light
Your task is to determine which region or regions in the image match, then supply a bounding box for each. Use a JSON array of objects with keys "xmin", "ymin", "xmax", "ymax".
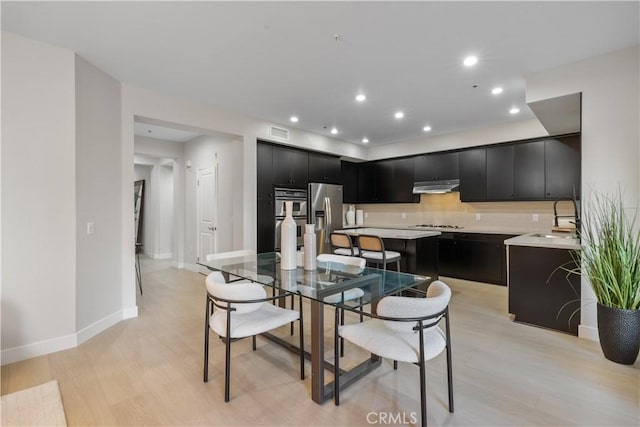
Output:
[
  {"xmin": 355, "ymin": 94, "xmax": 366, "ymax": 102},
  {"xmin": 423, "ymin": 126, "xmax": 432, "ymax": 132},
  {"xmin": 463, "ymin": 55, "xmax": 478, "ymax": 67},
  {"xmin": 362, "ymin": 138, "xmax": 369, "ymax": 143},
  {"xmin": 491, "ymin": 87, "xmax": 503, "ymax": 95},
  {"xmin": 394, "ymin": 111, "xmax": 404, "ymax": 119},
  {"xmin": 330, "ymin": 127, "xmax": 338, "ymax": 135},
  {"xmin": 509, "ymin": 107, "xmax": 520, "ymax": 115},
  {"xmin": 290, "ymin": 116, "xmax": 299, "ymax": 123}
]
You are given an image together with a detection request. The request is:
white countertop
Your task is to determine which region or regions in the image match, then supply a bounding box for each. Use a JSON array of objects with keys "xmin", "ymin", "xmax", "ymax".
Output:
[
  {"xmin": 336, "ymin": 227, "xmax": 441, "ymax": 240},
  {"xmin": 341, "ymin": 223, "xmax": 539, "ymax": 235},
  {"xmin": 504, "ymin": 233, "xmax": 581, "ymax": 250}
]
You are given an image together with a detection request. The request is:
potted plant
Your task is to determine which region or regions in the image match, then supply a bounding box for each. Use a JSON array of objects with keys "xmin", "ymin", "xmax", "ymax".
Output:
[{"xmin": 579, "ymin": 190, "xmax": 640, "ymax": 364}]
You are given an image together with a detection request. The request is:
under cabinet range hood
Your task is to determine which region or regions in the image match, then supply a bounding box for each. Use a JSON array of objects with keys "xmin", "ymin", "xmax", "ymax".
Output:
[{"xmin": 412, "ymin": 179, "xmax": 460, "ymax": 194}]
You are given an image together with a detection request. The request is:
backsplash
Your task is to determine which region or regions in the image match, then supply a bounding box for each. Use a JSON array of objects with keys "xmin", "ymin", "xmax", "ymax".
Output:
[{"xmin": 348, "ymin": 192, "xmax": 578, "ymax": 232}]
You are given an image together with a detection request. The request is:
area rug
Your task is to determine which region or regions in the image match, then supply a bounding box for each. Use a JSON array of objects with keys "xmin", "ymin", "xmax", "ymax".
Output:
[{"xmin": 1, "ymin": 380, "xmax": 67, "ymax": 426}]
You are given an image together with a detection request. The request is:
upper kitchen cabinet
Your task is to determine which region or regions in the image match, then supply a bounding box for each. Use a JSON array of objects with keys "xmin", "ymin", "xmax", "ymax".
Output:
[
  {"xmin": 544, "ymin": 135, "xmax": 581, "ymax": 199},
  {"xmin": 257, "ymin": 141, "xmax": 274, "ymax": 199},
  {"xmin": 459, "ymin": 148, "xmax": 487, "ymax": 202},
  {"xmin": 272, "ymin": 145, "xmax": 308, "ymax": 188},
  {"xmin": 485, "ymin": 140, "xmax": 545, "ymax": 201},
  {"xmin": 341, "ymin": 161, "xmax": 359, "ymax": 204},
  {"xmin": 308, "ymin": 152, "xmax": 341, "ymax": 184},
  {"xmin": 414, "ymin": 152, "xmax": 459, "ymax": 181},
  {"xmin": 358, "ymin": 158, "xmax": 417, "ymax": 203}
]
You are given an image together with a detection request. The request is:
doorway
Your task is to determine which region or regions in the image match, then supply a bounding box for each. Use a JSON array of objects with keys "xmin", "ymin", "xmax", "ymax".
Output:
[{"xmin": 197, "ymin": 164, "xmax": 218, "ymax": 270}]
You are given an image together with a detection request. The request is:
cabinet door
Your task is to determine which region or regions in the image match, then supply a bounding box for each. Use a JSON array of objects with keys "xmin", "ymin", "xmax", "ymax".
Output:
[
  {"xmin": 358, "ymin": 162, "xmax": 377, "ymax": 202},
  {"xmin": 341, "ymin": 161, "xmax": 359, "ymax": 203},
  {"xmin": 414, "ymin": 152, "xmax": 458, "ymax": 181},
  {"xmin": 257, "ymin": 198, "xmax": 275, "ymax": 253},
  {"xmin": 308, "ymin": 152, "xmax": 341, "ymax": 184},
  {"xmin": 375, "ymin": 159, "xmax": 395, "ymax": 202},
  {"xmin": 459, "ymin": 148, "xmax": 487, "ymax": 201},
  {"xmin": 391, "ymin": 157, "xmax": 416, "ymax": 203},
  {"xmin": 257, "ymin": 142, "xmax": 274, "ymax": 199},
  {"xmin": 486, "ymin": 145, "xmax": 514, "ymax": 200},
  {"xmin": 475, "ymin": 240, "xmax": 505, "ymax": 285},
  {"xmin": 513, "ymin": 141, "xmax": 545, "ymax": 199},
  {"xmin": 273, "ymin": 146, "xmax": 308, "ymax": 188},
  {"xmin": 545, "ymin": 136, "xmax": 580, "ymax": 199}
]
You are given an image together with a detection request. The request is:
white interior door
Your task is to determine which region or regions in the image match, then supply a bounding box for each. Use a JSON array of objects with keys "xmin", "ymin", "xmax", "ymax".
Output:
[{"xmin": 197, "ymin": 165, "xmax": 217, "ymax": 266}]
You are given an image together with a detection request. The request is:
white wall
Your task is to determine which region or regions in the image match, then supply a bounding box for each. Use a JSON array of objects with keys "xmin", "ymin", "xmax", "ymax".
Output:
[
  {"xmin": 526, "ymin": 45, "xmax": 640, "ymax": 340},
  {"xmin": 184, "ymin": 134, "xmax": 239, "ymax": 268},
  {"xmin": 74, "ymin": 56, "xmax": 123, "ymax": 339},
  {"xmin": 1, "ymin": 32, "xmax": 77, "ymax": 362}
]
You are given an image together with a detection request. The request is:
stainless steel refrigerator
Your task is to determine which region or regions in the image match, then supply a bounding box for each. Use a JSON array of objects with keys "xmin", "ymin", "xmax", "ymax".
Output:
[{"xmin": 308, "ymin": 183, "xmax": 343, "ymax": 254}]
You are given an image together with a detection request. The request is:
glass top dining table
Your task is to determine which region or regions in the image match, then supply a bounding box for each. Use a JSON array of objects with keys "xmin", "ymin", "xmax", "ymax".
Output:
[{"xmin": 197, "ymin": 251, "xmax": 430, "ymax": 404}]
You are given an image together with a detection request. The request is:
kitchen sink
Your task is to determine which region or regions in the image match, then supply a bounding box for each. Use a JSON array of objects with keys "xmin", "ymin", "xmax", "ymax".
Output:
[{"xmin": 530, "ymin": 233, "xmax": 577, "ymax": 239}]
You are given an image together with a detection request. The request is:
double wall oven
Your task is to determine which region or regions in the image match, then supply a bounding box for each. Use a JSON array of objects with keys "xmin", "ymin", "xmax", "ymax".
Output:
[{"xmin": 274, "ymin": 188, "xmax": 307, "ymax": 250}]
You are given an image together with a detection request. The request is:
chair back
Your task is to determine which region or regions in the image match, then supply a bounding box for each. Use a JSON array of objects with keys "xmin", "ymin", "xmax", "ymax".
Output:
[
  {"xmin": 357, "ymin": 234, "xmax": 385, "ymax": 252},
  {"xmin": 206, "ymin": 249, "xmax": 255, "ymax": 263},
  {"xmin": 330, "ymin": 233, "xmax": 356, "ymax": 256},
  {"xmin": 205, "ymin": 271, "xmax": 266, "ymax": 313},
  {"xmin": 377, "ymin": 281, "xmax": 451, "ymax": 333},
  {"xmin": 317, "ymin": 253, "xmax": 366, "ymax": 269}
]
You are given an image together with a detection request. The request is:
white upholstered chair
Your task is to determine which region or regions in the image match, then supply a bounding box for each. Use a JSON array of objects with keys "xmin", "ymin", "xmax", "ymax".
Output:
[
  {"xmin": 330, "ymin": 232, "xmax": 359, "ymax": 256},
  {"xmin": 203, "ymin": 271, "xmax": 304, "ymax": 402},
  {"xmin": 357, "ymin": 234, "xmax": 401, "ymax": 271},
  {"xmin": 334, "ymin": 280, "xmax": 454, "ymax": 427},
  {"xmin": 205, "ymin": 249, "xmax": 275, "ymax": 284}
]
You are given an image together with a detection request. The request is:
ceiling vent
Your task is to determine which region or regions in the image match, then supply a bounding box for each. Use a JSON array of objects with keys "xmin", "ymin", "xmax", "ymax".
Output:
[{"xmin": 269, "ymin": 125, "xmax": 290, "ymax": 140}]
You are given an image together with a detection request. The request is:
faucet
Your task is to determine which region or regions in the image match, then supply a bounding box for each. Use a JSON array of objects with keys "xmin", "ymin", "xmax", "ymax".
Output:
[{"xmin": 553, "ymin": 197, "xmax": 581, "ymax": 232}]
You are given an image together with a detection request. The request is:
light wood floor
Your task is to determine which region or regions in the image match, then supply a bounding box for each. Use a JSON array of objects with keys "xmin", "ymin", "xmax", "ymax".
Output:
[{"xmin": 2, "ymin": 257, "xmax": 639, "ymax": 426}]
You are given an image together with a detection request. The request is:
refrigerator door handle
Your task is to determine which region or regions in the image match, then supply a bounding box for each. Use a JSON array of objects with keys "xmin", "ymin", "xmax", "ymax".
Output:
[{"xmin": 324, "ymin": 196, "xmax": 331, "ymax": 243}]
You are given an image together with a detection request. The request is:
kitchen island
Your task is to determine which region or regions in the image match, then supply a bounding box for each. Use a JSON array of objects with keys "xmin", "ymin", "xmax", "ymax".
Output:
[
  {"xmin": 505, "ymin": 233, "xmax": 581, "ymax": 335},
  {"xmin": 336, "ymin": 227, "xmax": 440, "ymax": 284}
]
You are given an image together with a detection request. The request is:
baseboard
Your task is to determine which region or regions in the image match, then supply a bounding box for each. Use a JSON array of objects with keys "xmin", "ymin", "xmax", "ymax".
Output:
[
  {"xmin": 578, "ymin": 325, "xmax": 599, "ymax": 341},
  {"xmin": 154, "ymin": 253, "xmax": 173, "ymax": 260},
  {"xmin": 1, "ymin": 333, "xmax": 77, "ymax": 366},
  {"xmin": 76, "ymin": 310, "xmax": 123, "ymax": 345},
  {"xmin": 122, "ymin": 306, "xmax": 138, "ymax": 319}
]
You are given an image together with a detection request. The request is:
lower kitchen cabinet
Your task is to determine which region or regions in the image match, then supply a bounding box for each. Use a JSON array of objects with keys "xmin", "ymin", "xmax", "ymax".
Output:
[
  {"xmin": 438, "ymin": 233, "xmax": 515, "ymax": 285},
  {"xmin": 257, "ymin": 198, "xmax": 275, "ymax": 253}
]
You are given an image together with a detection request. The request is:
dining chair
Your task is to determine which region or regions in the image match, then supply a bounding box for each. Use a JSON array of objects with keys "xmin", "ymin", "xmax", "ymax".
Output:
[
  {"xmin": 357, "ymin": 234, "xmax": 401, "ymax": 271},
  {"xmin": 203, "ymin": 271, "xmax": 304, "ymax": 402},
  {"xmin": 317, "ymin": 253, "xmax": 366, "ymax": 356},
  {"xmin": 334, "ymin": 280, "xmax": 454, "ymax": 427},
  {"xmin": 330, "ymin": 232, "xmax": 359, "ymax": 256},
  {"xmin": 205, "ymin": 249, "xmax": 275, "ymax": 284}
]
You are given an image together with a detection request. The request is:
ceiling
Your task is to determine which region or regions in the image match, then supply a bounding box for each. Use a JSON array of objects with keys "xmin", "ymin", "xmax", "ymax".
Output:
[
  {"xmin": 134, "ymin": 121, "xmax": 201, "ymax": 143},
  {"xmin": 3, "ymin": 2, "xmax": 638, "ymax": 146}
]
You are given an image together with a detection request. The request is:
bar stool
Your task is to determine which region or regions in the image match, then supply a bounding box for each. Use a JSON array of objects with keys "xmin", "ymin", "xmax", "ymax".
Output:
[
  {"xmin": 357, "ymin": 234, "xmax": 401, "ymax": 271},
  {"xmin": 330, "ymin": 232, "xmax": 359, "ymax": 256}
]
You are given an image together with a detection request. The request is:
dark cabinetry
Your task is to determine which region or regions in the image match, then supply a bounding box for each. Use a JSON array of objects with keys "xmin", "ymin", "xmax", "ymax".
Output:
[
  {"xmin": 358, "ymin": 158, "xmax": 416, "ymax": 203},
  {"xmin": 459, "ymin": 148, "xmax": 487, "ymax": 202},
  {"xmin": 485, "ymin": 141, "xmax": 545, "ymax": 200},
  {"xmin": 438, "ymin": 233, "xmax": 514, "ymax": 285},
  {"xmin": 340, "ymin": 161, "xmax": 359, "ymax": 204},
  {"xmin": 272, "ymin": 145, "xmax": 308, "ymax": 188},
  {"xmin": 257, "ymin": 142, "xmax": 274, "ymax": 199},
  {"xmin": 308, "ymin": 152, "xmax": 341, "ymax": 184},
  {"xmin": 545, "ymin": 136, "xmax": 581, "ymax": 199},
  {"xmin": 257, "ymin": 198, "xmax": 275, "ymax": 253},
  {"xmin": 414, "ymin": 152, "xmax": 459, "ymax": 181}
]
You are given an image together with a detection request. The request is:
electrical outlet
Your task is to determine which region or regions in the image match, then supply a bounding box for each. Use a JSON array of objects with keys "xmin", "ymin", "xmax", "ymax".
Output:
[
  {"xmin": 475, "ymin": 213, "xmax": 481, "ymax": 221},
  {"xmin": 364, "ymin": 212, "xmax": 369, "ymax": 218},
  {"xmin": 401, "ymin": 212, "xmax": 407, "ymax": 219},
  {"xmin": 87, "ymin": 222, "xmax": 94, "ymax": 235},
  {"xmin": 533, "ymin": 214, "xmax": 539, "ymax": 222}
]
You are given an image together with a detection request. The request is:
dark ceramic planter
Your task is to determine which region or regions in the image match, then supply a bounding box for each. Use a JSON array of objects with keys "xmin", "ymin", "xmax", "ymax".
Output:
[{"xmin": 597, "ymin": 303, "xmax": 640, "ymax": 365}]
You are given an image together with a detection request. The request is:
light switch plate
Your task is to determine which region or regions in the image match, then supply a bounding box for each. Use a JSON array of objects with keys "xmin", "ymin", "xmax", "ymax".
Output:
[
  {"xmin": 87, "ymin": 222, "xmax": 94, "ymax": 235},
  {"xmin": 475, "ymin": 213, "xmax": 481, "ymax": 221},
  {"xmin": 401, "ymin": 212, "xmax": 407, "ymax": 219},
  {"xmin": 533, "ymin": 214, "xmax": 539, "ymax": 222}
]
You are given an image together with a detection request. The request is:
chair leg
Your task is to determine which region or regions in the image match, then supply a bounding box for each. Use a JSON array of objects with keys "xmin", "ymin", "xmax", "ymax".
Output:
[
  {"xmin": 290, "ymin": 294, "xmax": 295, "ymax": 335},
  {"xmin": 340, "ymin": 308, "xmax": 345, "ymax": 357},
  {"xmin": 224, "ymin": 335, "xmax": 232, "ymax": 402},
  {"xmin": 393, "ymin": 360, "xmax": 398, "ymax": 370},
  {"xmin": 418, "ymin": 322, "xmax": 427, "ymax": 426},
  {"xmin": 445, "ymin": 312, "xmax": 454, "ymax": 413},
  {"xmin": 334, "ymin": 307, "xmax": 340, "ymax": 406},
  {"xmin": 203, "ymin": 299, "xmax": 210, "ymax": 382},
  {"xmin": 359, "ymin": 297, "xmax": 364, "ymax": 322},
  {"xmin": 299, "ymin": 295, "xmax": 305, "ymax": 380},
  {"xmin": 396, "ymin": 259, "xmax": 400, "ymax": 272},
  {"xmin": 252, "ymin": 335, "xmax": 257, "ymax": 351}
]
